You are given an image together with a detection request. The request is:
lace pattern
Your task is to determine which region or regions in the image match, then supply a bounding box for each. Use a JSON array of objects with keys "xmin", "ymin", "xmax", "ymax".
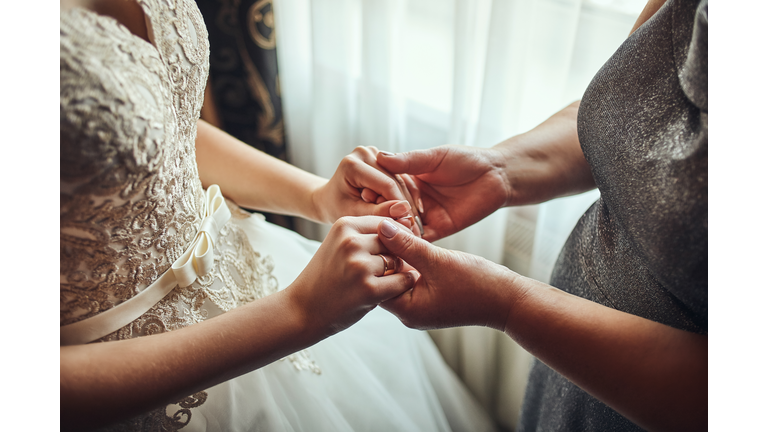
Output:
[
  {"xmin": 61, "ymin": 1, "xmax": 317, "ymax": 430},
  {"xmin": 60, "ymin": 0, "xmax": 212, "ymax": 334},
  {"xmin": 104, "ymin": 392, "xmax": 209, "ymax": 432}
]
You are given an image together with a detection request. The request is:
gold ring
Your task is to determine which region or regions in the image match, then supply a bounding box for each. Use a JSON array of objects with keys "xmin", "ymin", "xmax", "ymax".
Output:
[{"xmin": 378, "ymin": 254, "xmax": 389, "ymax": 276}]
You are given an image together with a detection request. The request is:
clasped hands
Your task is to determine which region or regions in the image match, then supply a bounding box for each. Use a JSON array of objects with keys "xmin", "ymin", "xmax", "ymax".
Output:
[
  {"xmin": 299, "ymin": 145, "xmax": 515, "ymax": 335},
  {"xmin": 314, "ymin": 144, "xmax": 511, "ymax": 240}
]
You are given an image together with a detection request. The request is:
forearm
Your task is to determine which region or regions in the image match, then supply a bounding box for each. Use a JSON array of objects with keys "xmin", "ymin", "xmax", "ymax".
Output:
[
  {"xmin": 195, "ymin": 119, "xmax": 327, "ymax": 222},
  {"xmin": 502, "ymin": 274, "xmax": 707, "ymax": 432},
  {"xmin": 60, "ymin": 289, "xmax": 318, "ymax": 430},
  {"xmin": 494, "ymin": 101, "xmax": 596, "ymax": 206}
]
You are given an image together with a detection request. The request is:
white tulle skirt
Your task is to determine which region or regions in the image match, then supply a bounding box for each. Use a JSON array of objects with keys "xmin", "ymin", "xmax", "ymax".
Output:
[{"xmin": 180, "ymin": 214, "xmax": 496, "ymax": 432}]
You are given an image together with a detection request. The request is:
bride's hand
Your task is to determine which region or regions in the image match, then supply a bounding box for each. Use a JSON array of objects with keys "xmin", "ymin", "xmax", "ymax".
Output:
[
  {"xmin": 311, "ymin": 146, "xmax": 421, "ymax": 236},
  {"xmin": 286, "ymin": 216, "xmax": 418, "ymax": 336}
]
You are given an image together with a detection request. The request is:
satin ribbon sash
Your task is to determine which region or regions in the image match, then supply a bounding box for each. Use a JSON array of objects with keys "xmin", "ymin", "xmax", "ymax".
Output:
[{"xmin": 60, "ymin": 185, "xmax": 232, "ymax": 346}]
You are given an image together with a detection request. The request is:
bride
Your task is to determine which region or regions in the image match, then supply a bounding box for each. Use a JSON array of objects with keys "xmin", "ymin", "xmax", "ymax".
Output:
[{"xmin": 60, "ymin": 0, "xmax": 496, "ymax": 431}]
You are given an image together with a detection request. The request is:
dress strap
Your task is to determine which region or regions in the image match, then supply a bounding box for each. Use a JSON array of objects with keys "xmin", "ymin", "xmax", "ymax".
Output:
[{"xmin": 60, "ymin": 185, "xmax": 232, "ymax": 346}]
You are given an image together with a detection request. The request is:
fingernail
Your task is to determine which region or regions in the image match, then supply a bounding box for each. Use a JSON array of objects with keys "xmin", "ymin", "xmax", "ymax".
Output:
[
  {"xmin": 361, "ymin": 194, "xmax": 371, "ymax": 203},
  {"xmin": 380, "ymin": 151, "xmax": 395, "ymax": 156},
  {"xmin": 417, "ymin": 198, "xmax": 424, "ymax": 214},
  {"xmin": 390, "ymin": 200, "xmax": 411, "ymax": 218},
  {"xmin": 381, "ymin": 219, "xmax": 400, "ymax": 238}
]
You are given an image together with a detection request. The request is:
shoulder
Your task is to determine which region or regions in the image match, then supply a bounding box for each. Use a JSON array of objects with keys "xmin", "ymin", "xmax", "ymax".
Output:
[{"xmin": 675, "ymin": 0, "xmax": 707, "ymax": 112}]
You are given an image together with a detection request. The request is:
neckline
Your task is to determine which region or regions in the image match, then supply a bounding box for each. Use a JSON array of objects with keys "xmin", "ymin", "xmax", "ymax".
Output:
[{"xmin": 62, "ymin": 3, "xmax": 159, "ymax": 55}]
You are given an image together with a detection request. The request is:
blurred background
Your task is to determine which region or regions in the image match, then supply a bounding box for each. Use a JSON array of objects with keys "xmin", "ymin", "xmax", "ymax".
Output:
[{"xmin": 197, "ymin": 0, "xmax": 646, "ymax": 429}]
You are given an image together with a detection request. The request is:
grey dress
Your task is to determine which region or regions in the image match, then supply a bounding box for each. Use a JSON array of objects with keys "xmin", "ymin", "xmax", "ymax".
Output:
[{"xmin": 518, "ymin": 0, "xmax": 707, "ymax": 430}]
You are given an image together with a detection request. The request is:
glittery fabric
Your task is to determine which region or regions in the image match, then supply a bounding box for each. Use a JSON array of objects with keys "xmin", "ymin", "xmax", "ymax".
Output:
[{"xmin": 518, "ymin": 0, "xmax": 707, "ymax": 430}]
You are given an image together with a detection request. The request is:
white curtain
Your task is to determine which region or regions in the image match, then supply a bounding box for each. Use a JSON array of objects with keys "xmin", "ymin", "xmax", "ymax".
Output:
[{"xmin": 273, "ymin": 0, "xmax": 644, "ymax": 429}]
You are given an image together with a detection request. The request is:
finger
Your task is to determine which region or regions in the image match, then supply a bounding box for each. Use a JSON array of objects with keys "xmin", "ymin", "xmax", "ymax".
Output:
[
  {"xmin": 372, "ymin": 271, "xmax": 417, "ymax": 302},
  {"xmin": 389, "ymin": 200, "xmax": 412, "ymax": 219},
  {"xmin": 400, "ymin": 174, "xmax": 423, "ymax": 215},
  {"xmin": 366, "ymin": 200, "xmax": 420, "ymax": 238},
  {"xmin": 378, "ymin": 276, "xmax": 418, "ymax": 313},
  {"xmin": 376, "ymin": 195, "xmax": 386, "ymax": 204},
  {"xmin": 343, "ymin": 231, "xmax": 393, "ymax": 256},
  {"xmin": 337, "ymin": 215, "xmax": 412, "ymax": 236},
  {"xmin": 376, "ymin": 147, "xmax": 448, "ymax": 176},
  {"xmin": 360, "ymin": 188, "xmax": 378, "ymax": 203},
  {"xmin": 394, "ymin": 174, "xmax": 418, "ymax": 216},
  {"xmin": 368, "ymin": 200, "xmax": 410, "ymax": 220},
  {"xmin": 377, "ymin": 219, "xmax": 433, "ymax": 271},
  {"xmin": 407, "ymin": 177, "xmax": 441, "ymax": 241},
  {"xmin": 393, "ymin": 175, "xmax": 422, "ymax": 240},
  {"xmin": 395, "ymin": 217, "xmax": 421, "ymax": 238},
  {"xmin": 410, "ymin": 221, "xmax": 422, "ymax": 238},
  {"xmin": 336, "ymin": 218, "xmax": 421, "ymax": 256},
  {"xmin": 395, "ymin": 217, "xmax": 412, "ymax": 229},
  {"xmin": 344, "ymin": 156, "xmax": 404, "ymax": 202},
  {"xmin": 334, "ymin": 218, "xmax": 403, "ymax": 256}
]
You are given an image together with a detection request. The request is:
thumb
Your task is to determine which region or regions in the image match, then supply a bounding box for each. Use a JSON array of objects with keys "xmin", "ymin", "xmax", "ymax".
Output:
[
  {"xmin": 378, "ymin": 219, "xmax": 432, "ymax": 271},
  {"xmin": 377, "ymin": 148, "xmax": 445, "ymax": 175}
]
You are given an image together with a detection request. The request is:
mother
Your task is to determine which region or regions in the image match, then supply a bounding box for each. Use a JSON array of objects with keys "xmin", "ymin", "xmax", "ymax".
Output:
[{"xmin": 373, "ymin": 0, "xmax": 707, "ymax": 430}]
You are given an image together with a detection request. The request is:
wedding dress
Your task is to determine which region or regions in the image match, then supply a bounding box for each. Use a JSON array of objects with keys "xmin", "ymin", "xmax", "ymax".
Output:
[{"xmin": 60, "ymin": 1, "xmax": 496, "ymax": 431}]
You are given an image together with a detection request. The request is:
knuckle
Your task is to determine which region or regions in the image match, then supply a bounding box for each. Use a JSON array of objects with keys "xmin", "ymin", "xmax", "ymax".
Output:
[
  {"xmin": 329, "ymin": 219, "xmax": 344, "ymax": 235},
  {"xmin": 338, "ymin": 234, "xmax": 360, "ymax": 253},
  {"xmin": 354, "ymin": 146, "xmax": 378, "ymax": 160},
  {"xmin": 336, "ymin": 216, "xmax": 354, "ymax": 228},
  {"xmin": 400, "ymin": 232, "xmax": 417, "ymax": 250},
  {"xmin": 331, "ymin": 218, "xmax": 355, "ymax": 239},
  {"xmin": 340, "ymin": 154, "xmax": 357, "ymax": 167}
]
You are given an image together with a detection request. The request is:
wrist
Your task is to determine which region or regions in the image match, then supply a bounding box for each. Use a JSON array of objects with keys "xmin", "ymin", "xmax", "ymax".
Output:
[
  {"xmin": 499, "ymin": 272, "xmax": 539, "ymax": 340},
  {"xmin": 281, "ymin": 281, "xmax": 330, "ymax": 344},
  {"xmin": 307, "ymin": 179, "xmax": 331, "ymax": 224},
  {"xmin": 492, "ymin": 133, "xmax": 562, "ymax": 207},
  {"xmin": 483, "ymin": 260, "xmax": 524, "ymax": 332},
  {"xmin": 490, "ymin": 140, "xmax": 521, "ymax": 207},
  {"xmin": 452, "ymin": 250, "xmax": 520, "ymax": 331}
]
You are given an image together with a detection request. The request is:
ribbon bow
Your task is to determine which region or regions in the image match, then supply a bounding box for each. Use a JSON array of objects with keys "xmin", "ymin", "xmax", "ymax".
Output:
[
  {"xmin": 171, "ymin": 185, "xmax": 232, "ymax": 287},
  {"xmin": 60, "ymin": 185, "xmax": 233, "ymax": 346}
]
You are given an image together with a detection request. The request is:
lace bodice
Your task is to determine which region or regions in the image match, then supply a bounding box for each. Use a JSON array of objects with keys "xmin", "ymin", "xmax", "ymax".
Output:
[{"xmin": 60, "ymin": 0, "xmax": 273, "ymax": 339}]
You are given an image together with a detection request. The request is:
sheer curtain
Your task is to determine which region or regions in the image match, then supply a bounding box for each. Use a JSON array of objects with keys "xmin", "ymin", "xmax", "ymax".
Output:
[{"xmin": 273, "ymin": 0, "xmax": 644, "ymax": 429}]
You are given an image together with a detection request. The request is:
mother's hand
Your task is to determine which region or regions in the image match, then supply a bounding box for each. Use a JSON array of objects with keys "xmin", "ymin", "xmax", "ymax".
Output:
[
  {"xmin": 376, "ymin": 146, "xmax": 510, "ymax": 242},
  {"xmin": 376, "ymin": 221, "xmax": 707, "ymax": 432},
  {"xmin": 287, "ymin": 216, "xmax": 417, "ymax": 336},
  {"xmin": 375, "ymin": 219, "xmax": 516, "ymax": 330}
]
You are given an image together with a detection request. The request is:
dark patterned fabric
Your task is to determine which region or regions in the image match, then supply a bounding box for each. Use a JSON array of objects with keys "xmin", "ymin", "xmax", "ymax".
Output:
[
  {"xmin": 196, "ymin": 0, "xmax": 296, "ymax": 231},
  {"xmin": 518, "ymin": 0, "xmax": 707, "ymax": 430}
]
